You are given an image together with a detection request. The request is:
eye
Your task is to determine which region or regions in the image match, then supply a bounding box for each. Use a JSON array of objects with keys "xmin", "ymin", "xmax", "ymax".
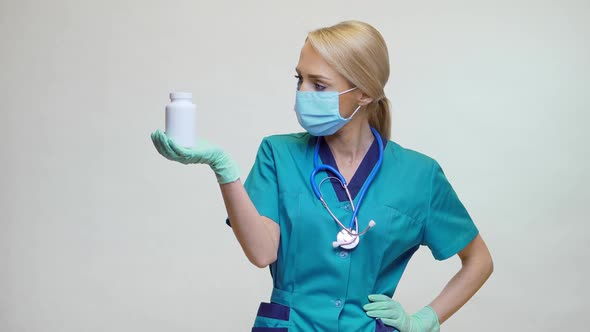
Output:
[{"xmin": 314, "ymin": 83, "xmax": 326, "ymax": 91}]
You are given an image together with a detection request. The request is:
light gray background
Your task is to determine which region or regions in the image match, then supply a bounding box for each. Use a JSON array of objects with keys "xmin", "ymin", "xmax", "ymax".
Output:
[{"xmin": 1, "ymin": 0, "xmax": 588, "ymax": 331}]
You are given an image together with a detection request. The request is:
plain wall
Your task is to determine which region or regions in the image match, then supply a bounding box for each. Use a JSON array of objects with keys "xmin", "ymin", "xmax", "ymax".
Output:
[{"xmin": 1, "ymin": 0, "xmax": 588, "ymax": 331}]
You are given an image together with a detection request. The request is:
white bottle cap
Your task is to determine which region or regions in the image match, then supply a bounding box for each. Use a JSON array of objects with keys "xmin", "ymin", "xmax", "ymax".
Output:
[{"xmin": 170, "ymin": 92, "xmax": 193, "ymax": 100}]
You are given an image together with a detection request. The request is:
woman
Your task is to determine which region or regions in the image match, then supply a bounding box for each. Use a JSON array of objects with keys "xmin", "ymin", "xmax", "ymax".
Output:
[{"xmin": 151, "ymin": 20, "xmax": 493, "ymax": 332}]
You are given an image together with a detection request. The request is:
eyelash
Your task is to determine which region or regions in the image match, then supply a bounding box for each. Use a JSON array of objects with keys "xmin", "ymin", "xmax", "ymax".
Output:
[
  {"xmin": 294, "ymin": 75, "xmax": 302, "ymax": 86},
  {"xmin": 294, "ymin": 75, "xmax": 326, "ymax": 91}
]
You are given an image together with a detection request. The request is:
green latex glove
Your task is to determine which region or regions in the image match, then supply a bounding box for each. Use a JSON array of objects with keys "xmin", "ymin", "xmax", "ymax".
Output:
[
  {"xmin": 150, "ymin": 129, "xmax": 240, "ymax": 184},
  {"xmin": 363, "ymin": 294, "xmax": 440, "ymax": 332}
]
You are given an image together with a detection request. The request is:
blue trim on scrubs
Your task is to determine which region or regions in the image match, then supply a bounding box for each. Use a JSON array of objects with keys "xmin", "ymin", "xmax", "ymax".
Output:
[
  {"xmin": 256, "ymin": 302, "xmax": 290, "ymax": 320},
  {"xmin": 375, "ymin": 318, "xmax": 399, "ymax": 332},
  {"xmin": 318, "ymin": 134, "xmax": 388, "ymax": 202}
]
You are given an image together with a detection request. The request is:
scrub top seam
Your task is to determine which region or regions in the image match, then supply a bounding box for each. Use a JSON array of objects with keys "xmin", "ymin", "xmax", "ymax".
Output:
[{"xmin": 423, "ymin": 160, "xmax": 437, "ymax": 244}]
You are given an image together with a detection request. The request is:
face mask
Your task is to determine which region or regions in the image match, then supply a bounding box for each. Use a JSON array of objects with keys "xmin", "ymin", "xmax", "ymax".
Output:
[{"xmin": 295, "ymin": 87, "xmax": 361, "ymax": 136}]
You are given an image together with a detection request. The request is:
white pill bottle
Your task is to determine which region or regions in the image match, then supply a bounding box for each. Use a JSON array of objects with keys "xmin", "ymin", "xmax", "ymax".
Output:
[{"xmin": 165, "ymin": 92, "xmax": 197, "ymax": 148}]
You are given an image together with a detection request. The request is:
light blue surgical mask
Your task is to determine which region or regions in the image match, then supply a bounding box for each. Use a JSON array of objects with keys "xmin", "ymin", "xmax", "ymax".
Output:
[{"xmin": 295, "ymin": 87, "xmax": 361, "ymax": 136}]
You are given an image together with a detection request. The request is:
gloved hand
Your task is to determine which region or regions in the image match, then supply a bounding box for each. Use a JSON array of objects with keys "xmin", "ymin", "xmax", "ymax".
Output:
[
  {"xmin": 363, "ymin": 294, "xmax": 440, "ymax": 332},
  {"xmin": 150, "ymin": 129, "xmax": 240, "ymax": 184}
]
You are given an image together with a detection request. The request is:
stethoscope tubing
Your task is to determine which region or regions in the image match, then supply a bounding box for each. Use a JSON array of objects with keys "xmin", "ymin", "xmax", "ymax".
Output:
[{"xmin": 310, "ymin": 127, "xmax": 384, "ymax": 230}]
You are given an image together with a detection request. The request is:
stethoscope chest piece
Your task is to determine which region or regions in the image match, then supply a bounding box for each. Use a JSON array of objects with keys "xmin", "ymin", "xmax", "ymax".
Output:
[{"xmin": 335, "ymin": 229, "xmax": 359, "ymax": 249}]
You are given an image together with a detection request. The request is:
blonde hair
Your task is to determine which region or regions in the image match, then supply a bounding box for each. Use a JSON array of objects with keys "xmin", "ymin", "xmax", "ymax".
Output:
[{"xmin": 307, "ymin": 21, "xmax": 391, "ymax": 140}]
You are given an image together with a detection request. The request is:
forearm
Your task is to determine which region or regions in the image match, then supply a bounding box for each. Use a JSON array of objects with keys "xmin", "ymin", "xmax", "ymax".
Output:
[
  {"xmin": 219, "ymin": 180, "xmax": 279, "ymax": 268},
  {"xmin": 429, "ymin": 235, "xmax": 494, "ymax": 324}
]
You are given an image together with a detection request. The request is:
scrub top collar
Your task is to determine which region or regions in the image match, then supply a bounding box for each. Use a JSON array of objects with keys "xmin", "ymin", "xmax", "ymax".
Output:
[{"xmin": 317, "ymin": 134, "xmax": 388, "ymax": 202}]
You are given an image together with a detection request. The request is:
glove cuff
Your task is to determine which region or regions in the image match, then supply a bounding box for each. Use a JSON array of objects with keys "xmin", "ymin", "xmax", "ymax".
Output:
[
  {"xmin": 212, "ymin": 153, "xmax": 241, "ymax": 184},
  {"xmin": 413, "ymin": 306, "xmax": 440, "ymax": 332}
]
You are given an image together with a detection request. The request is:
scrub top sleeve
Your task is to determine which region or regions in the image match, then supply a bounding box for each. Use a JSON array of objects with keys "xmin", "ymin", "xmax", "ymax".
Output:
[
  {"xmin": 422, "ymin": 160, "xmax": 479, "ymax": 260},
  {"xmin": 226, "ymin": 137, "xmax": 280, "ymax": 227}
]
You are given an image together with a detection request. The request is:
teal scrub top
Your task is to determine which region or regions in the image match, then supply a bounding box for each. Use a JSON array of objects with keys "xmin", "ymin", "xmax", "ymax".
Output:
[{"xmin": 236, "ymin": 132, "xmax": 478, "ymax": 332}]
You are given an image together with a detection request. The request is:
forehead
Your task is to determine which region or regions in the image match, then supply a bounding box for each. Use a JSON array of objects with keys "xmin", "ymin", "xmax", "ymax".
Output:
[{"xmin": 297, "ymin": 42, "xmax": 341, "ymax": 79}]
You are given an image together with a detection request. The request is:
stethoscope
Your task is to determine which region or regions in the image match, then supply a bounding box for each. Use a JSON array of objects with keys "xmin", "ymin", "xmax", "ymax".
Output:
[{"xmin": 310, "ymin": 127, "xmax": 384, "ymax": 250}]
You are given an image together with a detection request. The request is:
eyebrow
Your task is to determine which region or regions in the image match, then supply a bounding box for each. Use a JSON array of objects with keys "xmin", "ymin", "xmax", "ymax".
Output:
[{"xmin": 295, "ymin": 68, "xmax": 332, "ymax": 81}]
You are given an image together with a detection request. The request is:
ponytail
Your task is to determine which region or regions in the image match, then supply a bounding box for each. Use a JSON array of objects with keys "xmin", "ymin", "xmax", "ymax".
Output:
[{"xmin": 368, "ymin": 97, "xmax": 391, "ymax": 141}]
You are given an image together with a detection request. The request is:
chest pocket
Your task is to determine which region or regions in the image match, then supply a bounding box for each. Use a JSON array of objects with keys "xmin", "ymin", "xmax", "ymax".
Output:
[
  {"xmin": 334, "ymin": 201, "xmax": 421, "ymax": 275},
  {"xmin": 377, "ymin": 203, "xmax": 423, "ymax": 254}
]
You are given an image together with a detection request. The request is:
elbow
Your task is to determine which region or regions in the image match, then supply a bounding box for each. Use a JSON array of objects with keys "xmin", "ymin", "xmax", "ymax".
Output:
[
  {"xmin": 481, "ymin": 242, "xmax": 494, "ymax": 278},
  {"xmin": 486, "ymin": 254, "xmax": 494, "ymax": 278},
  {"xmin": 475, "ymin": 250, "xmax": 494, "ymax": 281},
  {"xmin": 478, "ymin": 249, "xmax": 494, "ymax": 281},
  {"xmin": 460, "ymin": 234, "xmax": 494, "ymax": 280},
  {"xmin": 249, "ymin": 252, "xmax": 277, "ymax": 269}
]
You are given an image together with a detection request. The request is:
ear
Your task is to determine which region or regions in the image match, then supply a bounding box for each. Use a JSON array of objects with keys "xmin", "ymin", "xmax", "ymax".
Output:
[{"xmin": 356, "ymin": 91, "xmax": 374, "ymax": 106}]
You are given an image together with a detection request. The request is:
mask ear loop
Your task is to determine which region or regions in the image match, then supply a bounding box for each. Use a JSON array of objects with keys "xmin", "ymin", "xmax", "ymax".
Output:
[
  {"xmin": 338, "ymin": 87, "xmax": 358, "ymax": 95},
  {"xmin": 342, "ymin": 105, "xmax": 361, "ymax": 120},
  {"xmin": 338, "ymin": 87, "xmax": 361, "ymax": 121}
]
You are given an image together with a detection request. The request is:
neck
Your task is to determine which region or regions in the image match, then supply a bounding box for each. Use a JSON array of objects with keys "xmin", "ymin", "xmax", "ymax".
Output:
[{"xmin": 324, "ymin": 119, "xmax": 374, "ymax": 165}]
